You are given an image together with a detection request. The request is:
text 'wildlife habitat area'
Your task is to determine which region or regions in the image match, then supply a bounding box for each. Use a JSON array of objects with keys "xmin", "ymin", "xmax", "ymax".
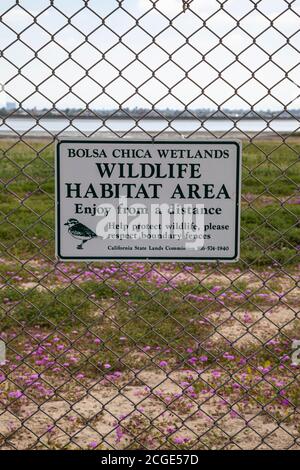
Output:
[{"xmin": 56, "ymin": 140, "xmax": 241, "ymax": 261}]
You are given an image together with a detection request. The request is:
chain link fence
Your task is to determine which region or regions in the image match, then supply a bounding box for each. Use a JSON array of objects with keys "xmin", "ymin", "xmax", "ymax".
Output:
[{"xmin": 0, "ymin": 0, "xmax": 299, "ymax": 450}]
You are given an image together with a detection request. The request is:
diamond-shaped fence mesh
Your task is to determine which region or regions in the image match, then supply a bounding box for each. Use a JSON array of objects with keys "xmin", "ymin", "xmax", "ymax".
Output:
[{"xmin": 0, "ymin": 0, "xmax": 299, "ymax": 451}]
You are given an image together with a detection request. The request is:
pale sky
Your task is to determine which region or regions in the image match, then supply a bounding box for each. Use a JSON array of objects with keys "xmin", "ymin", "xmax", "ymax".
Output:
[{"xmin": 0, "ymin": 0, "xmax": 299, "ymax": 111}]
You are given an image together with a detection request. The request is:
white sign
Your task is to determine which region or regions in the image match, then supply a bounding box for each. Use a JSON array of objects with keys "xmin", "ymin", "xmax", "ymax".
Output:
[{"xmin": 56, "ymin": 140, "xmax": 241, "ymax": 261}]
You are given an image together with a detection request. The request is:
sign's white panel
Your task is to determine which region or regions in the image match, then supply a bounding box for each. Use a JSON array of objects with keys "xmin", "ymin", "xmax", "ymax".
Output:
[{"xmin": 56, "ymin": 140, "xmax": 241, "ymax": 261}]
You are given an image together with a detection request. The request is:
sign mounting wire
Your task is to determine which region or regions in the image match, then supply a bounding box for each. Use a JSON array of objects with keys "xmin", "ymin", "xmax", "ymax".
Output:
[{"xmin": 182, "ymin": 0, "xmax": 194, "ymax": 12}]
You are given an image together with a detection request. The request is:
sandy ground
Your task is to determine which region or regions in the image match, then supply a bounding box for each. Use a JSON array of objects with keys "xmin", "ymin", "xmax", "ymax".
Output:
[
  {"xmin": 208, "ymin": 305, "xmax": 299, "ymax": 348},
  {"xmin": 1, "ymin": 298, "xmax": 300, "ymax": 451},
  {"xmin": 0, "ymin": 265, "xmax": 299, "ymax": 450},
  {"xmin": 1, "ymin": 366, "xmax": 299, "ymax": 450}
]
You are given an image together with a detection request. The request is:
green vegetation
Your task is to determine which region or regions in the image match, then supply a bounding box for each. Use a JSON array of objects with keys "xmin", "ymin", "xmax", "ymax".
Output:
[
  {"xmin": 1, "ymin": 271, "xmax": 297, "ymax": 371},
  {"xmin": 0, "ymin": 140, "xmax": 299, "ymax": 265},
  {"xmin": 242, "ymin": 141, "xmax": 299, "ymax": 196},
  {"xmin": 0, "ymin": 139, "xmax": 299, "ymax": 450}
]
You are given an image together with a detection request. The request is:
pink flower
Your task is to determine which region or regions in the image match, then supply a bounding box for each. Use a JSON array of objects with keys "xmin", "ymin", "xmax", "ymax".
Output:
[
  {"xmin": 244, "ymin": 313, "xmax": 252, "ymax": 323},
  {"xmin": 212, "ymin": 370, "xmax": 221, "ymax": 378},
  {"xmin": 174, "ymin": 436, "xmax": 184, "ymax": 445},
  {"xmin": 159, "ymin": 361, "xmax": 168, "ymax": 368},
  {"xmin": 115, "ymin": 426, "xmax": 124, "ymax": 443},
  {"xmin": 89, "ymin": 441, "xmax": 98, "ymax": 449},
  {"xmin": 166, "ymin": 426, "xmax": 176, "ymax": 434},
  {"xmin": 8, "ymin": 390, "xmax": 23, "ymax": 399},
  {"xmin": 223, "ymin": 352, "xmax": 235, "ymax": 361},
  {"xmin": 199, "ymin": 355, "xmax": 208, "ymax": 362}
]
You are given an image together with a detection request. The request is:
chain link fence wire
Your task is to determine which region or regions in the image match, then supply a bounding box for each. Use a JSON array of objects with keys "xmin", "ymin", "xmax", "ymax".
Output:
[{"xmin": 0, "ymin": 0, "xmax": 299, "ymax": 450}]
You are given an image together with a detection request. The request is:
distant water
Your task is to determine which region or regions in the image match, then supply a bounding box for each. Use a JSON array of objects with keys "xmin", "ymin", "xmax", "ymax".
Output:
[{"xmin": 0, "ymin": 117, "xmax": 299, "ymax": 134}]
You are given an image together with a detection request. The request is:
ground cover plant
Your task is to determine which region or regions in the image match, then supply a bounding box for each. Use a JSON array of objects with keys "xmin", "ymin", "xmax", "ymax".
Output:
[{"xmin": 0, "ymin": 139, "xmax": 299, "ymax": 449}]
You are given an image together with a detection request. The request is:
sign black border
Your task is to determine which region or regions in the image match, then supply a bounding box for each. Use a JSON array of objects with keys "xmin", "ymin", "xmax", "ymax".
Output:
[{"xmin": 56, "ymin": 140, "xmax": 241, "ymax": 262}]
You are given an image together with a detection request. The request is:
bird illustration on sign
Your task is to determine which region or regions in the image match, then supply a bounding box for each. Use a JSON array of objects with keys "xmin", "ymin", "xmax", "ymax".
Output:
[{"xmin": 64, "ymin": 218, "xmax": 97, "ymax": 249}]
